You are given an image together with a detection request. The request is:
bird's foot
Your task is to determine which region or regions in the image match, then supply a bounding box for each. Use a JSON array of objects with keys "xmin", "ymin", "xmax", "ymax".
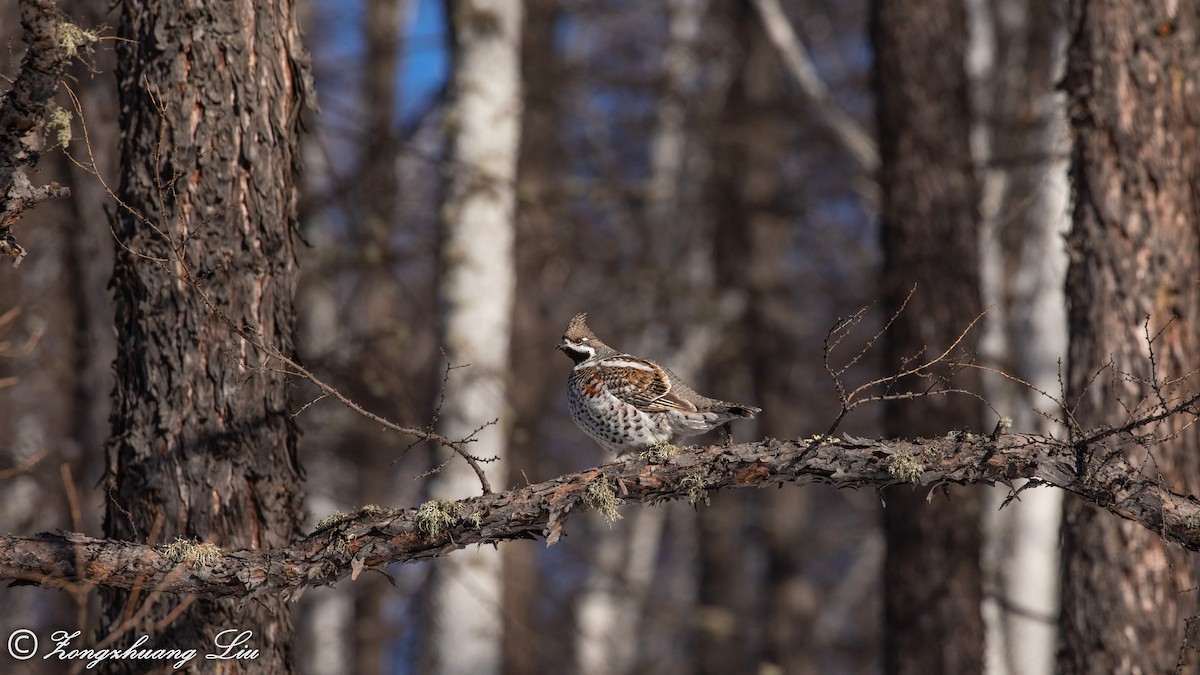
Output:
[{"xmin": 720, "ymin": 422, "xmax": 734, "ymax": 447}]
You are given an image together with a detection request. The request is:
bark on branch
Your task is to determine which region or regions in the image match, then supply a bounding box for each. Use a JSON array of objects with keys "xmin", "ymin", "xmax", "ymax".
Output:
[
  {"xmin": 0, "ymin": 0, "xmax": 83, "ymax": 264},
  {"xmin": 3, "ymin": 432, "xmax": 1200, "ymax": 601}
]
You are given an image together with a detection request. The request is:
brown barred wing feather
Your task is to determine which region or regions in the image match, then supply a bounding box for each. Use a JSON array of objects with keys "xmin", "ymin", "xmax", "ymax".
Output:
[{"xmin": 595, "ymin": 356, "xmax": 700, "ymax": 413}]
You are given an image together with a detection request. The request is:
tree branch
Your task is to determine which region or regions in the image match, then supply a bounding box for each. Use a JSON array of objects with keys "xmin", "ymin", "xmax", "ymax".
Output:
[
  {"xmin": 750, "ymin": 0, "xmax": 880, "ymax": 180},
  {"xmin": 0, "ymin": 0, "xmax": 87, "ymax": 264},
  {"xmin": 4, "ymin": 431, "xmax": 1200, "ymax": 601}
]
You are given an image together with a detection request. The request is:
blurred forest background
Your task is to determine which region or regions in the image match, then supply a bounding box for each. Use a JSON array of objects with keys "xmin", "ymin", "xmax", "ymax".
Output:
[{"xmin": 3, "ymin": 0, "xmax": 1195, "ymax": 673}]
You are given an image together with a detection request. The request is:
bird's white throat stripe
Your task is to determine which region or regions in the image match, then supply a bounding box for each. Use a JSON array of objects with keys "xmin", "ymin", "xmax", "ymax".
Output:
[
  {"xmin": 565, "ymin": 343, "xmax": 596, "ymax": 357},
  {"xmin": 598, "ymin": 358, "xmax": 655, "ymax": 371}
]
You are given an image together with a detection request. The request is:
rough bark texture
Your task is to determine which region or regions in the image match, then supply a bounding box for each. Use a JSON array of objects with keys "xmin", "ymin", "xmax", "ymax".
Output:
[
  {"xmin": 1058, "ymin": 1, "xmax": 1200, "ymax": 672},
  {"xmin": 873, "ymin": 0, "xmax": 986, "ymax": 672},
  {"xmin": 9, "ymin": 431, "xmax": 1200, "ymax": 599},
  {"xmin": 102, "ymin": 0, "xmax": 309, "ymax": 670}
]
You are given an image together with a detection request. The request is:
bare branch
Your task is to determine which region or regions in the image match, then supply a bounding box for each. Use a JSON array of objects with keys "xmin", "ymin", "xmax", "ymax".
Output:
[
  {"xmin": 750, "ymin": 0, "xmax": 880, "ymax": 182},
  {"xmin": 822, "ymin": 292, "xmax": 988, "ymax": 436}
]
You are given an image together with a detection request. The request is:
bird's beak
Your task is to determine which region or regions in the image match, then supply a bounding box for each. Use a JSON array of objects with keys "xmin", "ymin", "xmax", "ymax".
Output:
[{"xmin": 555, "ymin": 340, "xmax": 567, "ymax": 352}]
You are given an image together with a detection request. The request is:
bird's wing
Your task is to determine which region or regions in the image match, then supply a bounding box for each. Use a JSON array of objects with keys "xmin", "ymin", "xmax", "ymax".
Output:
[{"xmin": 595, "ymin": 356, "xmax": 699, "ymax": 413}]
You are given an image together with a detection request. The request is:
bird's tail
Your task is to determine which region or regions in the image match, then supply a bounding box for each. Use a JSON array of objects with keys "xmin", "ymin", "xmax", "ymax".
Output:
[{"xmin": 718, "ymin": 403, "xmax": 761, "ymax": 419}]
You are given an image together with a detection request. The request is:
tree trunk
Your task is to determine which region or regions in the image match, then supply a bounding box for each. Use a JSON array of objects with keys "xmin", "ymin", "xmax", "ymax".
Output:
[
  {"xmin": 353, "ymin": 3, "xmax": 404, "ymax": 674},
  {"xmin": 699, "ymin": 1, "xmax": 789, "ymax": 672},
  {"xmin": 102, "ymin": 0, "xmax": 309, "ymax": 670},
  {"xmin": 966, "ymin": 1, "xmax": 1068, "ymax": 673},
  {"xmin": 1058, "ymin": 1, "xmax": 1200, "ymax": 672},
  {"xmin": 873, "ymin": 0, "xmax": 985, "ymax": 672},
  {"xmin": 426, "ymin": 0, "xmax": 522, "ymax": 673},
  {"xmin": 505, "ymin": 0, "xmax": 564, "ymax": 672}
]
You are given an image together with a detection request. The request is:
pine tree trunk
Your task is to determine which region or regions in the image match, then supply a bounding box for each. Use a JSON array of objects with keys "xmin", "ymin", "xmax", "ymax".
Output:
[
  {"xmin": 426, "ymin": 1, "xmax": 522, "ymax": 673},
  {"xmin": 1058, "ymin": 1, "xmax": 1200, "ymax": 672},
  {"xmin": 701, "ymin": 1, "xmax": 794, "ymax": 671},
  {"xmin": 353, "ymin": 3, "xmax": 404, "ymax": 674},
  {"xmin": 102, "ymin": 0, "xmax": 309, "ymax": 671},
  {"xmin": 873, "ymin": 0, "xmax": 985, "ymax": 672}
]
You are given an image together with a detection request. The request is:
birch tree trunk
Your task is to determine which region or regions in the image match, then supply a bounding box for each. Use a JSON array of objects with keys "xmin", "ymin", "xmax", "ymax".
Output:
[
  {"xmin": 967, "ymin": 2, "xmax": 1068, "ymax": 673},
  {"xmin": 1058, "ymin": 1, "xmax": 1200, "ymax": 671},
  {"xmin": 427, "ymin": 1, "xmax": 522, "ymax": 673},
  {"xmin": 102, "ymin": 0, "xmax": 310, "ymax": 670}
]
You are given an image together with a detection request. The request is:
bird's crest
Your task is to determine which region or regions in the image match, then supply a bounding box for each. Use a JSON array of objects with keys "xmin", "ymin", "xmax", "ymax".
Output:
[{"xmin": 564, "ymin": 313, "xmax": 596, "ymax": 341}]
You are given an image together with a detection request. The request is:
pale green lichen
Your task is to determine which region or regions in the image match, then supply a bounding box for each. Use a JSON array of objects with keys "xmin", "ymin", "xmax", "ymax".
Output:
[
  {"xmin": 189, "ymin": 542, "xmax": 222, "ymax": 566},
  {"xmin": 161, "ymin": 538, "xmax": 190, "ymax": 562},
  {"xmin": 681, "ymin": 473, "xmax": 710, "ymax": 506},
  {"xmin": 416, "ymin": 499, "xmax": 464, "ymax": 537},
  {"xmin": 58, "ymin": 22, "xmax": 98, "ymax": 58},
  {"xmin": 314, "ymin": 504, "xmax": 394, "ymax": 534},
  {"xmin": 161, "ymin": 538, "xmax": 222, "ymax": 568},
  {"xmin": 586, "ymin": 477, "xmax": 624, "ymax": 523},
  {"xmin": 466, "ymin": 509, "xmax": 484, "ymax": 529},
  {"xmin": 639, "ymin": 442, "xmax": 679, "ymax": 463},
  {"xmin": 313, "ymin": 510, "xmax": 351, "ymax": 533},
  {"xmin": 804, "ymin": 434, "xmax": 834, "ymax": 447},
  {"xmin": 46, "ymin": 107, "xmax": 72, "ymax": 149},
  {"xmin": 888, "ymin": 451, "xmax": 925, "ymax": 484}
]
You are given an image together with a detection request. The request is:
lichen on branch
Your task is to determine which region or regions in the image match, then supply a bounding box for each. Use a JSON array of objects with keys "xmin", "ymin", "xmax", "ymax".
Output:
[{"xmin": 3, "ymin": 428, "xmax": 1200, "ymax": 602}]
